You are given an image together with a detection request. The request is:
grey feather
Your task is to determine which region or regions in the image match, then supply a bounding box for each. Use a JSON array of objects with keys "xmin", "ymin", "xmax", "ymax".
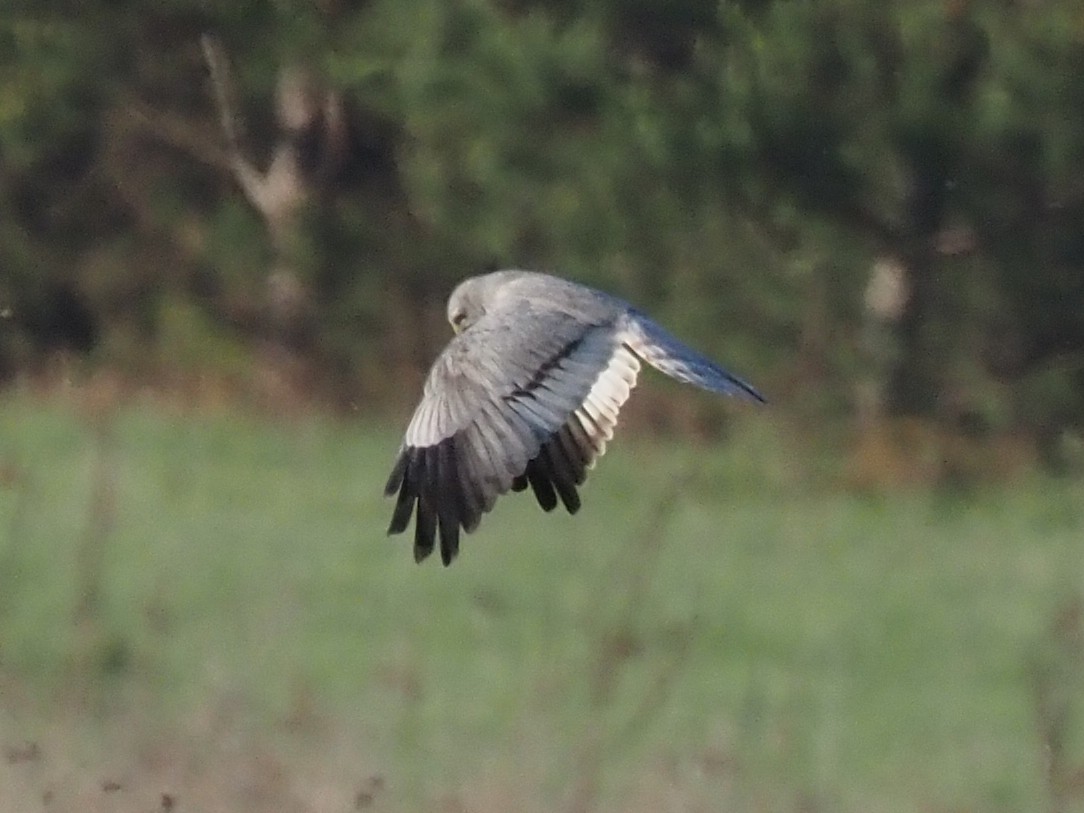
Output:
[{"xmin": 622, "ymin": 310, "xmax": 765, "ymax": 402}]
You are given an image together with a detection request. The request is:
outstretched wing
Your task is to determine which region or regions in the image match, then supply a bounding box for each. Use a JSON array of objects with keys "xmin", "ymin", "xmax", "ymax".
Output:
[
  {"xmin": 385, "ymin": 306, "xmax": 641, "ymax": 565},
  {"xmin": 623, "ymin": 310, "xmax": 765, "ymax": 403}
]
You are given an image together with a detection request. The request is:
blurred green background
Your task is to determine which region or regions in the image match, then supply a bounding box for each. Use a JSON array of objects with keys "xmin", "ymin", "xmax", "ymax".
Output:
[{"xmin": 2, "ymin": 1, "xmax": 1084, "ymax": 811}]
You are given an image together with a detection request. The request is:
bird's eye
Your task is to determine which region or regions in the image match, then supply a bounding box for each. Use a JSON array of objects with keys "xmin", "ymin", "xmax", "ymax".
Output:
[{"xmin": 451, "ymin": 310, "xmax": 468, "ymax": 330}]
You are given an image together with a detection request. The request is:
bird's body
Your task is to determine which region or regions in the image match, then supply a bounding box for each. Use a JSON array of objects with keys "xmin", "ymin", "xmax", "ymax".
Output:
[{"xmin": 385, "ymin": 270, "xmax": 763, "ymax": 565}]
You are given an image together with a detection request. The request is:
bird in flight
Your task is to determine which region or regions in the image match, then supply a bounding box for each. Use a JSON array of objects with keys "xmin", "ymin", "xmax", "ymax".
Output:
[{"xmin": 385, "ymin": 270, "xmax": 764, "ymax": 565}]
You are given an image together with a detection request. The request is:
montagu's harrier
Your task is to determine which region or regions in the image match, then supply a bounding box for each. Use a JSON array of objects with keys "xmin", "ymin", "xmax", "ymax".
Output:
[{"xmin": 385, "ymin": 270, "xmax": 764, "ymax": 565}]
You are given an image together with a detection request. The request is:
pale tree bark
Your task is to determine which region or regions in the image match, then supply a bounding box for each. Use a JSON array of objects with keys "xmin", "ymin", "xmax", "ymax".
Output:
[
  {"xmin": 197, "ymin": 35, "xmax": 364, "ymax": 407},
  {"xmin": 200, "ymin": 33, "xmax": 348, "ymax": 345}
]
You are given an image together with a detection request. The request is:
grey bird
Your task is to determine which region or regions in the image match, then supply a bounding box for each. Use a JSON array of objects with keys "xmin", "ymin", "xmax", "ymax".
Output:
[{"xmin": 385, "ymin": 270, "xmax": 764, "ymax": 565}]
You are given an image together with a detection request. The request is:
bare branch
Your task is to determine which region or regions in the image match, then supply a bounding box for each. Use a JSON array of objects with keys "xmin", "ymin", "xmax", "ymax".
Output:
[
  {"xmin": 200, "ymin": 33, "xmax": 267, "ymax": 207},
  {"xmin": 121, "ymin": 97, "xmax": 234, "ymax": 172},
  {"xmin": 200, "ymin": 33, "xmax": 245, "ymax": 157}
]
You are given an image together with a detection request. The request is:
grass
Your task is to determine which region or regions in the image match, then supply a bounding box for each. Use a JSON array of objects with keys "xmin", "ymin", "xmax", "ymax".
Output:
[{"xmin": 1, "ymin": 391, "xmax": 1083, "ymax": 811}]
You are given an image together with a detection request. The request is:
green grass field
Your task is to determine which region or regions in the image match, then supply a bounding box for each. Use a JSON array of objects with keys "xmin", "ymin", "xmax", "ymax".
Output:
[{"xmin": 1, "ymin": 393, "xmax": 1083, "ymax": 812}]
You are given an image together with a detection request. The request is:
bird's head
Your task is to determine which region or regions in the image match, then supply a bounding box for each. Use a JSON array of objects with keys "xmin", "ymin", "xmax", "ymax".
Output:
[{"xmin": 446, "ymin": 270, "xmax": 528, "ymax": 333}]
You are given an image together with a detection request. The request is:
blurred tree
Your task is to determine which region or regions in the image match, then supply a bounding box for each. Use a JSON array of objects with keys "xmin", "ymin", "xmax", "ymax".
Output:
[{"xmin": 1, "ymin": 0, "xmax": 1083, "ymax": 444}]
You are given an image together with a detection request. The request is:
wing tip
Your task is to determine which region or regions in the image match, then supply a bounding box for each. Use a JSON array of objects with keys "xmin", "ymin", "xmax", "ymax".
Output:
[
  {"xmin": 387, "ymin": 438, "xmax": 475, "ymax": 565},
  {"xmin": 385, "ymin": 443, "xmax": 416, "ymax": 492},
  {"xmin": 739, "ymin": 380, "xmax": 767, "ymax": 404}
]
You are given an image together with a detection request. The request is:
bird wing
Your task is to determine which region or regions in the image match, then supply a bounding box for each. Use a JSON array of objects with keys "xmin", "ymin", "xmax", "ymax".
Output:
[
  {"xmin": 385, "ymin": 305, "xmax": 641, "ymax": 565},
  {"xmin": 622, "ymin": 310, "xmax": 765, "ymax": 403}
]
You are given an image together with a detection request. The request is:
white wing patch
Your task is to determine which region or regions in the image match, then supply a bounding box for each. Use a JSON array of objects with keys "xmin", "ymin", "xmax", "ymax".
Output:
[
  {"xmin": 572, "ymin": 341, "xmax": 641, "ymax": 465},
  {"xmin": 404, "ymin": 396, "xmax": 440, "ymax": 447},
  {"xmin": 404, "ymin": 354, "xmax": 476, "ymax": 447}
]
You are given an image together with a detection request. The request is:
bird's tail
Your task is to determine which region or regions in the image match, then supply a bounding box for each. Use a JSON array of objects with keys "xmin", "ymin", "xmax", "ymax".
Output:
[{"xmin": 623, "ymin": 310, "xmax": 765, "ymax": 403}]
